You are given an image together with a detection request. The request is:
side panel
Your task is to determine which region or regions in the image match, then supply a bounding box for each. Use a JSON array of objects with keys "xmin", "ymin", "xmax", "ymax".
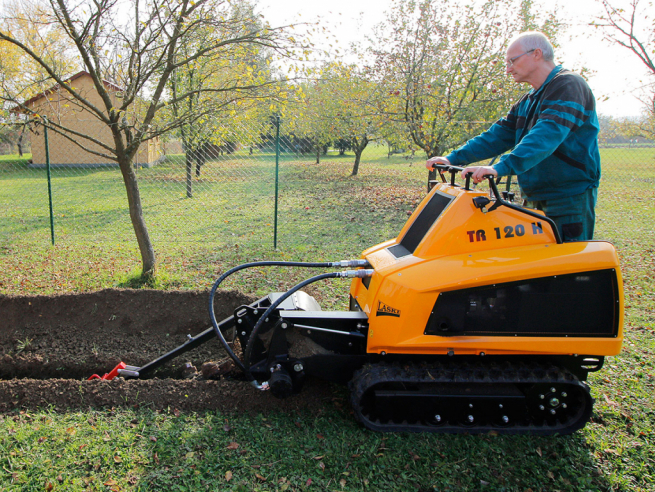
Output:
[{"xmin": 365, "ymin": 241, "xmax": 624, "ymax": 356}]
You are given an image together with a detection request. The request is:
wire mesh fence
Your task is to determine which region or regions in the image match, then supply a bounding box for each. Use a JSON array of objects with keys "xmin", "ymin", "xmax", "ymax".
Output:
[{"xmin": 1, "ymin": 116, "xmax": 654, "ymax": 252}]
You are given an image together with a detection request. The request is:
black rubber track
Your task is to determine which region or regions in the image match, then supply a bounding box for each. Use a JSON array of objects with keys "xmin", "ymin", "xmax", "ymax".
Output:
[{"xmin": 349, "ymin": 360, "xmax": 593, "ymax": 435}]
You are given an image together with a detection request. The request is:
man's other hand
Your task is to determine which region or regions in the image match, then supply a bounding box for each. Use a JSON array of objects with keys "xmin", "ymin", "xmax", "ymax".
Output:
[
  {"xmin": 462, "ymin": 166, "xmax": 498, "ymax": 183},
  {"xmin": 425, "ymin": 156, "xmax": 451, "ymax": 170}
]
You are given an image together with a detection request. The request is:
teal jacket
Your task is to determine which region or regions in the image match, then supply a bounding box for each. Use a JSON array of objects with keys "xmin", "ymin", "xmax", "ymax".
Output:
[{"xmin": 446, "ymin": 66, "xmax": 601, "ymax": 202}]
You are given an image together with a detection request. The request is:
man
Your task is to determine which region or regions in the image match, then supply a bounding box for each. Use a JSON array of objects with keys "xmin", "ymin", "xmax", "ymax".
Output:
[{"xmin": 426, "ymin": 32, "xmax": 600, "ymax": 242}]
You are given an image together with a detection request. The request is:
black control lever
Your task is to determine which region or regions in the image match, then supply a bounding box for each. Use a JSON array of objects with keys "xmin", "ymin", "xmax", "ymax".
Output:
[
  {"xmin": 472, "ymin": 196, "xmax": 491, "ymax": 213},
  {"xmin": 486, "ymin": 177, "xmax": 562, "ymax": 244}
]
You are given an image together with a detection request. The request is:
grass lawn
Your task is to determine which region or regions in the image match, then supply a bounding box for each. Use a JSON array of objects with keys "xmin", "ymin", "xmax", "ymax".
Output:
[{"xmin": 0, "ymin": 146, "xmax": 654, "ymax": 491}]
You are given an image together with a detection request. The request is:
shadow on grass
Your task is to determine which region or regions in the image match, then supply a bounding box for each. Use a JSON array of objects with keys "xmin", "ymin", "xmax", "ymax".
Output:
[{"xmin": 133, "ymin": 405, "xmax": 614, "ymax": 491}]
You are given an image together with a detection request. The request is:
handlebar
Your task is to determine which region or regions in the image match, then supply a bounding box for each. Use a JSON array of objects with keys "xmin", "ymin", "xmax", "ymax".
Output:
[
  {"xmin": 427, "ymin": 165, "xmax": 562, "ymax": 244},
  {"xmin": 429, "ymin": 163, "xmax": 478, "ymax": 191}
]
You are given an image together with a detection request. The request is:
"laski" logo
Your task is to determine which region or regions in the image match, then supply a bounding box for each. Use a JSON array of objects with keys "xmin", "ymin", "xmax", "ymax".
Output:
[{"xmin": 377, "ymin": 300, "xmax": 401, "ymax": 317}]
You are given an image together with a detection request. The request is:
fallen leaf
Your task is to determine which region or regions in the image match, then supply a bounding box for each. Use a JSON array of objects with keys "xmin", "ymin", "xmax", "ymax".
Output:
[
  {"xmin": 114, "ymin": 456, "xmax": 122, "ymax": 463},
  {"xmin": 547, "ymin": 471, "xmax": 555, "ymax": 480},
  {"xmin": 318, "ymin": 461, "xmax": 325, "ymax": 471},
  {"xmin": 45, "ymin": 482, "xmax": 54, "ymax": 491},
  {"xmin": 225, "ymin": 470, "xmax": 233, "ymax": 482},
  {"xmin": 340, "ymin": 478, "xmax": 347, "ymax": 488},
  {"xmin": 255, "ymin": 473, "xmax": 266, "ymax": 481},
  {"xmin": 536, "ymin": 447, "xmax": 542, "ymax": 457},
  {"xmin": 226, "ymin": 442, "xmax": 239, "ymax": 450},
  {"xmin": 316, "ymin": 433, "xmax": 324, "ymax": 439},
  {"xmin": 312, "ymin": 455, "xmax": 324, "ymax": 460},
  {"xmin": 65, "ymin": 427, "xmax": 76, "ymax": 436},
  {"xmin": 150, "ymin": 436, "xmax": 157, "ymax": 442},
  {"xmin": 223, "ymin": 424, "xmax": 232, "ymax": 432},
  {"xmin": 603, "ymin": 394, "xmax": 618, "ymax": 407},
  {"xmin": 173, "ymin": 408, "xmax": 180, "ymax": 417},
  {"xmin": 306, "ymin": 478, "xmax": 312, "ymax": 487}
]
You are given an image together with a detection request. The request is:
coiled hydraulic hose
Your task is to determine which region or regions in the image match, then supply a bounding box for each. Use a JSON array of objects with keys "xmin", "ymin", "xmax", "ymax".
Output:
[
  {"xmin": 208, "ymin": 260, "xmax": 370, "ymax": 375},
  {"xmin": 243, "ymin": 269, "xmax": 373, "ymax": 388}
]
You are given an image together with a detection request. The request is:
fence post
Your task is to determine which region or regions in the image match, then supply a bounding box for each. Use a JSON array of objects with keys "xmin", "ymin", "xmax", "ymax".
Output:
[
  {"xmin": 43, "ymin": 116, "xmax": 55, "ymax": 246},
  {"xmin": 273, "ymin": 115, "xmax": 280, "ymax": 249}
]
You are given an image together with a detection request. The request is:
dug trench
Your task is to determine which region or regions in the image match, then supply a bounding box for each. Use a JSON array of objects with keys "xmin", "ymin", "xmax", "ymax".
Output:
[{"xmin": 0, "ymin": 289, "xmax": 336, "ymax": 413}]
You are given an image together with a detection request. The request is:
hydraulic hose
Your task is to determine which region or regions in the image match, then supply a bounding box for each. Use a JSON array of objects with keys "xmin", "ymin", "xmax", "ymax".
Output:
[
  {"xmin": 208, "ymin": 260, "xmax": 369, "ymax": 374},
  {"xmin": 243, "ymin": 269, "xmax": 374, "ymax": 387}
]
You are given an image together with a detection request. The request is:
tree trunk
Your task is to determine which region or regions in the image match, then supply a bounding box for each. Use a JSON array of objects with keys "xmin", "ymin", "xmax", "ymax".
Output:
[
  {"xmin": 315, "ymin": 147, "xmax": 320, "ymax": 164},
  {"xmin": 118, "ymin": 157, "xmax": 156, "ymax": 276},
  {"xmin": 351, "ymin": 137, "xmax": 369, "ymax": 176},
  {"xmin": 351, "ymin": 151, "xmax": 362, "ymax": 176}
]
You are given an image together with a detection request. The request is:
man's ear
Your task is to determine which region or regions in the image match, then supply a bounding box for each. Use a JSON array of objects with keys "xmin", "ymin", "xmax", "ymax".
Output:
[{"xmin": 533, "ymin": 48, "xmax": 543, "ymax": 61}]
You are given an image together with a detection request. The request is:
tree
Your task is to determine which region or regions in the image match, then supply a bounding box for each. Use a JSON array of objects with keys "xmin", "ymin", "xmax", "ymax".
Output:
[
  {"xmin": 316, "ymin": 63, "xmax": 380, "ymax": 175},
  {"xmin": 0, "ymin": 122, "xmax": 29, "ymax": 155},
  {"xmin": 593, "ymin": 0, "xmax": 655, "ymax": 138},
  {"xmin": 596, "ymin": 114, "xmax": 651, "ymax": 144},
  {"xmin": 0, "ymin": 1, "xmax": 79, "ymax": 127},
  {"xmin": 165, "ymin": 0, "xmax": 281, "ymax": 197},
  {"xmin": 285, "ymin": 81, "xmax": 333, "ymax": 164},
  {"xmin": 598, "ymin": 114, "xmax": 624, "ymax": 145},
  {"xmin": 330, "ymin": 66, "xmax": 381, "ymax": 176},
  {"xmin": 367, "ymin": 0, "xmax": 561, "ymax": 171},
  {"xmin": 287, "ymin": 63, "xmax": 382, "ymax": 174},
  {"xmin": 0, "ymin": 0, "xmax": 301, "ymax": 277}
]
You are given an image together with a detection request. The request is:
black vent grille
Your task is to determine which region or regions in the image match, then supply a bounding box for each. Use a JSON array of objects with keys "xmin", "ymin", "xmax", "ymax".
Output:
[{"xmin": 425, "ymin": 269, "xmax": 619, "ymax": 338}]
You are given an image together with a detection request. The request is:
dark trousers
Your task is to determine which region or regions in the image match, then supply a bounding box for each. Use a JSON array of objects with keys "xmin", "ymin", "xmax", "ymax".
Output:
[{"xmin": 525, "ymin": 187, "xmax": 597, "ymax": 242}]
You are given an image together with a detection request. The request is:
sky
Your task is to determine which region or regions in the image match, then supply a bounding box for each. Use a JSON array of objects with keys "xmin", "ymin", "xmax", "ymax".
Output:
[{"xmin": 259, "ymin": 0, "xmax": 652, "ymax": 118}]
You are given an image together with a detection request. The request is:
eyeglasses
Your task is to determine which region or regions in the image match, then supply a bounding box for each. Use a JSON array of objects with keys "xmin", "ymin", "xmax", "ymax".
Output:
[{"xmin": 506, "ymin": 49, "xmax": 535, "ymax": 66}]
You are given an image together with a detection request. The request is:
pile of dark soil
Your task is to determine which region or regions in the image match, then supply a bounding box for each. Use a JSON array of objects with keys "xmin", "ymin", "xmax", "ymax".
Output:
[{"xmin": 0, "ymin": 289, "xmax": 336, "ymax": 412}]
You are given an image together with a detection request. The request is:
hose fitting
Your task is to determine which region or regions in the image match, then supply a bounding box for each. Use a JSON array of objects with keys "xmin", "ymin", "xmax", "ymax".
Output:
[
  {"xmin": 339, "ymin": 269, "xmax": 375, "ymax": 278},
  {"xmin": 330, "ymin": 259, "xmax": 371, "ymax": 268}
]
